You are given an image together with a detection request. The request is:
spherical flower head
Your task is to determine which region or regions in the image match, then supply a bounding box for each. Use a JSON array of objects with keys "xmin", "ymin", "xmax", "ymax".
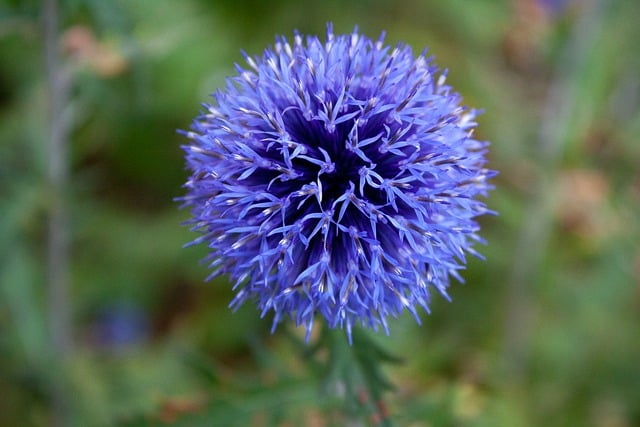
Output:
[{"xmin": 180, "ymin": 25, "xmax": 495, "ymax": 340}]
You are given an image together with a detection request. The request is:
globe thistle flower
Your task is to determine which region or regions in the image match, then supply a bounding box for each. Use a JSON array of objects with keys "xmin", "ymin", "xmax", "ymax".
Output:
[{"xmin": 180, "ymin": 25, "xmax": 495, "ymax": 340}]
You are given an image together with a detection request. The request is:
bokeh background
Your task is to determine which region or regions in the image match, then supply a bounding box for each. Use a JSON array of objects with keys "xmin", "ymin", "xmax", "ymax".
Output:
[{"xmin": 1, "ymin": 0, "xmax": 639, "ymax": 426}]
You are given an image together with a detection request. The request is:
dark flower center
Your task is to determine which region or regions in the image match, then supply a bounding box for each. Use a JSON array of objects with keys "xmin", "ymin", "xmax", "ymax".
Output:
[
  {"xmin": 315, "ymin": 153, "xmax": 362, "ymax": 201},
  {"xmin": 281, "ymin": 107, "xmax": 373, "ymax": 203}
]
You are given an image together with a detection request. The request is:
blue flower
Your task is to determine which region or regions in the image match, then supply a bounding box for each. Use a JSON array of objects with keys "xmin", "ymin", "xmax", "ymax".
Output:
[{"xmin": 180, "ymin": 25, "xmax": 495, "ymax": 340}]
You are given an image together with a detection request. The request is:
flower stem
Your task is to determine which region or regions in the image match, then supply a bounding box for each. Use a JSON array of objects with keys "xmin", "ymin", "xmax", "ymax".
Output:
[
  {"xmin": 502, "ymin": 0, "xmax": 609, "ymax": 381},
  {"xmin": 43, "ymin": 0, "xmax": 72, "ymax": 425},
  {"xmin": 322, "ymin": 327, "xmax": 400, "ymax": 426}
]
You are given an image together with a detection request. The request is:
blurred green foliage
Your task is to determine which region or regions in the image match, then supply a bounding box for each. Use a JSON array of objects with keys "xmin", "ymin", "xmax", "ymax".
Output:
[{"xmin": 1, "ymin": 0, "xmax": 639, "ymax": 426}]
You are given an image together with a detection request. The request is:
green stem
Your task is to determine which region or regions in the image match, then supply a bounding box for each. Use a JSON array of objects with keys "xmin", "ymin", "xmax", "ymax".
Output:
[
  {"xmin": 322, "ymin": 327, "xmax": 399, "ymax": 426},
  {"xmin": 502, "ymin": 0, "xmax": 610, "ymax": 382},
  {"xmin": 43, "ymin": 0, "xmax": 72, "ymax": 425}
]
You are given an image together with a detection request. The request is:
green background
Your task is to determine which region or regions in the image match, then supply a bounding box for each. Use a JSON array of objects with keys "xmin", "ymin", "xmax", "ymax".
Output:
[{"xmin": 1, "ymin": 0, "xmax": 639, "ymax": 425}]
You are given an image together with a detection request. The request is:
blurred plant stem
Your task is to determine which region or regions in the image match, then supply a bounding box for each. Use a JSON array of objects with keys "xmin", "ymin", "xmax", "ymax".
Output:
[
  {"xmin": 43, "ymin": 0, "xmax": 72, "ymax": 425},
  {"xmin": 319, "ymin": 327, "xmax": 400, "ymax": 426},
  {"xmin": 502, "ymin": 0, "xmax": 609, "ymax": 382}
]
